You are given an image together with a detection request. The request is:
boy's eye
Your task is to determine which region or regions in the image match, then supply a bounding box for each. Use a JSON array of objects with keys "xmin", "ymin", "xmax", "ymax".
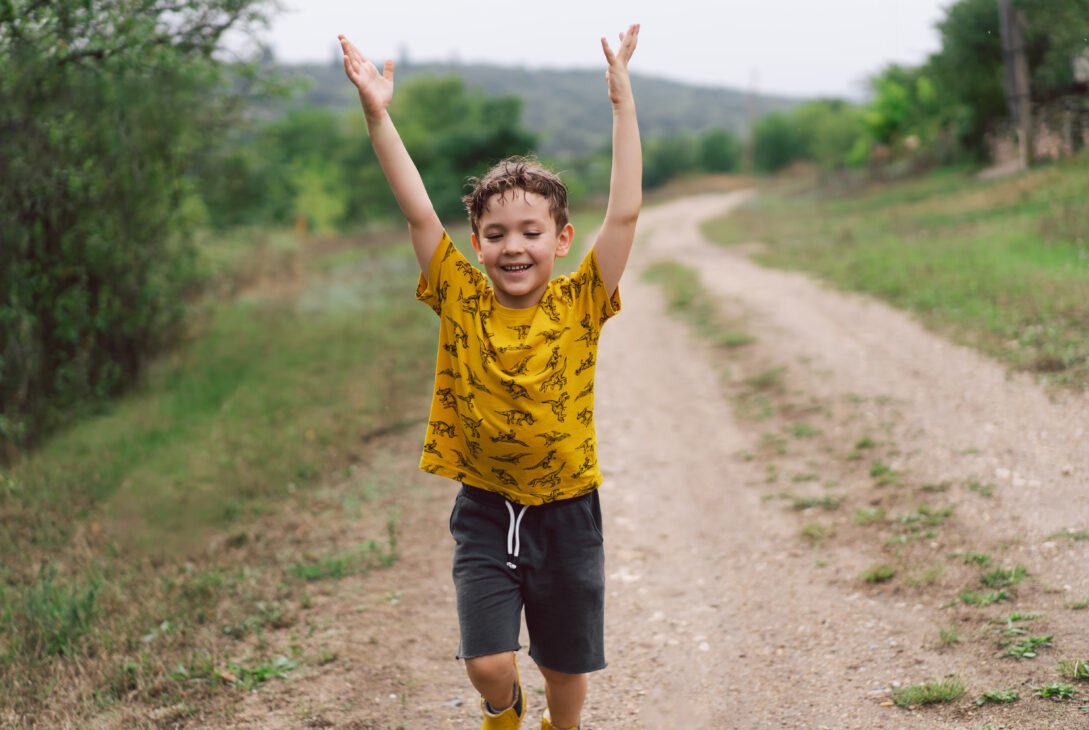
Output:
[
  {"xmin": 525, "ymin": 231, "xmax": 541, "ymax": 238},
  {"xmin": 484, "ymin": 234, "xmax": 503, "ymax": 242}
]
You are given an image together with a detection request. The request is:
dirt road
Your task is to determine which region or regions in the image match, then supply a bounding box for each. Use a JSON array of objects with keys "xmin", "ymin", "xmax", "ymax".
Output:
[{"xmin": 229, "ymin": 192, "xmax": 1089, "ymax": 729}]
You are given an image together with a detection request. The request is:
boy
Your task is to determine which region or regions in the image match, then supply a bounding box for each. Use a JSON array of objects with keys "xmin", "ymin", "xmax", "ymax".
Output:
[{"xmin": 338, "ymin": 23, "xmax": 641, "ymax": 730}]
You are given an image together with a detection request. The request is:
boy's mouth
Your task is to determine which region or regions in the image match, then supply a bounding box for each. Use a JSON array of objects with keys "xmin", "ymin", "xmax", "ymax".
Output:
[{"xmin": 501, "ymin": 264, "xmax": 532, "ymax": 272}]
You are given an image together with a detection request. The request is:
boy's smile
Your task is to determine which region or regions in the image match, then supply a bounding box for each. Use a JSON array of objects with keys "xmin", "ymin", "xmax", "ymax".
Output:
[{"xmin": 471, "ymin": 190, "xmax": 574, "ymax": 309}]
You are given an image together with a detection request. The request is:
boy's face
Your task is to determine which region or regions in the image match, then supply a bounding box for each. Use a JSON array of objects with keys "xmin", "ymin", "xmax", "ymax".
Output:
[{"xmin": 471, "ymin": 190, "xmax": 573, "ymax": 309}]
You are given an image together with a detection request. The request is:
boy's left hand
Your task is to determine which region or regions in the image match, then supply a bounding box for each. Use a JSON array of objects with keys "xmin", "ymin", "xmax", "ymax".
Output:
[{"xmin": 601, "ymin": 24, "xmax": 639, "ymax": 106}]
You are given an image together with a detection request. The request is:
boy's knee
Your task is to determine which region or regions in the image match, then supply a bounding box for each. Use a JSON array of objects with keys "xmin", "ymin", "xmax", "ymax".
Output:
[
  {"xmin": 465, "ymin": 652, "xmax": 516, "ymax": 686},
  {"xmin": 538, "ymin": 664, "xmax": 585, "ymax": 688}
]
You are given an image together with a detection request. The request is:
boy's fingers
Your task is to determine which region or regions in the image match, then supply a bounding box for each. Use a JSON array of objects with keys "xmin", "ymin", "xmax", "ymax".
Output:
[
  {"xmin": 383, "ymin": 58, "xmax": 395, "ymax": 81},
  {"xmin": 600, "ymin": 36, "xmax": 615, "ymax": 64}
]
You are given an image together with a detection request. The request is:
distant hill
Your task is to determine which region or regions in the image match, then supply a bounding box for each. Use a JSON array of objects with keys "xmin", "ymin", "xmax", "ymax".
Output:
[{"xmin": 277, "ymin": 60, "xmax": 806, "ymax": 157}]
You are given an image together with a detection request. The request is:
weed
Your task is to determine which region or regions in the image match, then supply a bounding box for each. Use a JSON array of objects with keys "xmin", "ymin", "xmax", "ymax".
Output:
[
  {"xmin": 870, "ymin": 462, "xmax": 898, "ymax": 486},
  {"xmin": 967, "ymin": 481, "xmax": 994, "ymax": 498},
  {"xmin": 854, "ymin": 507, "xmax": 886, "ymax": 526},
  {"xmin": 292, "ymin": 529, "xmax": 397, "ymax": 582},
  {"xmin": 1070, "ymin": 598, "xmax": 1089, "ymax": 610},
  {"xmin": 892, "ymin": 677, "xmax": 967, "ymax": 707},
  {"xmin": 745, "ymin": 367, "xmax": 785, "ymax": 393},
  {"xmin": 1035, "ymin": 683, "xmax": 1075, "ymax": 700},
  {"xmin": 855, "ymin": 436, "xmax": 876, "ymax": 450},
  {"xmin": 920, "ymin": 481, "xmax": 950, "ymax": 493},
  {"xmin": 1004, "ymin": 635, "xmax": 1052, "ymax": 659},
  {"xmin": 760, "ymin": 432, "xmax": 788, "ymax": 456},
  {"xmin": 789, "ymin": 423, "xmax": 821, "ymax": 439},
  {"xmin": 900, "ymin": 505, "xmax": 954, "ymax": 527},
  {"xmin": 791, "ymin": 473, "xmax": 819, "ymax": 483},
  {"xmin": 1059, "ymin": 660, "xmax": 1089, "ymax": 681},
  {"xmin": 1050, "ymin": 529, "xmax": 1089, "ymax": 541},
  {"xmin": 1006, "ymin": 611, "xmax": 1042, "ymax": 623},
  {"xmin": 791, "ymin": 495, "xmax": 841, "ymax": 511},
  {"xmin": 800, "ymin": 522, "xmax": 834, "ymax": 543},
  {"xmin": 938, "ymin": 627, "xmax": 960, "ymax": 647},
  {"xmin": 980, "ymin": 566, "xmax": 1028, "ymax": 589},
  {"xmin": 959, "ymin": 590, "xmax": 1009, "ymax": 606},
  {"xmin": 861, "ymin": 564, "xmax": 896, "ymax": 584},
  {"xmin": 975, "ymin": 689, "xmax": 1019, "ymax": 705},
  {"xmin": 226, "ymin": 655, "xmax": 299, "ymax": 690},
  {"xmin": 961, "ymin": 553, "xmax": 991, "ymax": 567},
  {"xmin": 906, "ymin": 564, "xmax": 943, "ymax": 587},
  {"xmin": 2, "ymin": 563, "xmax": 101, "ymax": 661}
]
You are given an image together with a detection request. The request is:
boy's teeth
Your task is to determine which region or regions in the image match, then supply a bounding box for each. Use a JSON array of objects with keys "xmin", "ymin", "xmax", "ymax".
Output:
[{"xmin": 504, "ymin": 264, "xmax": 530, "ymax": 271}]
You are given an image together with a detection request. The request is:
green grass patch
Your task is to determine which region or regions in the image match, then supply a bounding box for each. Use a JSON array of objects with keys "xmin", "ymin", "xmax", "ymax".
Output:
[
  {"xmin": 1050, "ymin": 529, "xmax": 1089, "ymax": 541},
  {"xmin": 1059, "ymin": 660, "xmax": 1089, "ymax": 681},
  {"xmin": 938, "ymin": 627, "xmax": 960, "ymax": 647},
  {"xmin": 959, "ymin": 589, "xmax": 1010, "ymax": 606},
  {"xmin": 975, "ymin": 689, "xmax": 1019, "ymax": 705},
  {"xmin": 642, "ymin": 260, "xmax": 755, "ymax": 350},
  {"xmin": 702, "ymin": 156, "xmax": 1089, "ymax": 390},
  {"xmin": 854, "ymin": 507, "xmax": 886, "ymax": 526},
  {"xmin": 1004, "ymin": 635, "xmax": 1052, "ymax": 659},
  {"xmin": 1035, "ymin": 683, "xmax": 1076, "ymax": 700},
  {"xmin": 980, "ymin": 566, "xmax": 1028, "ymax": 589},
  {"xmin": 891, "ymin": 676, "xmax": 967, "ymax": 707},
  {"xmin": 861, "ymin": 563, "xmax": 896, "ymax": 584}
]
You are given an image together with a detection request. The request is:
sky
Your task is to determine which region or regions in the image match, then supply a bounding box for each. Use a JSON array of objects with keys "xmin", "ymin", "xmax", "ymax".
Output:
[{"xmin": 245, "ymin": 0, "xmax": 951, "ymax": 99}]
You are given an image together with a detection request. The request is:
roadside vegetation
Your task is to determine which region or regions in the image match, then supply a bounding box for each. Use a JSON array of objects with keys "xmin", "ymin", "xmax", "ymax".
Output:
[{"xmin": 702, "ymin": 154, "xmax": 1089, "ymax": 391}]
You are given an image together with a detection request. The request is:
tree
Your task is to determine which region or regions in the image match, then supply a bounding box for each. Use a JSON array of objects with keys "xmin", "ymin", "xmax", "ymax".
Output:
[
  {"xmin": 751, "ymin": 112, "xmax": 807, "ymax": 172},
  {"xmin": 0, "ymin": 1, "xmax": 269, "ymax": 458}
]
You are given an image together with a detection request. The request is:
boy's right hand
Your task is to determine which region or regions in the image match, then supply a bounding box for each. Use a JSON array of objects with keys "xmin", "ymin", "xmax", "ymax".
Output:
[{"xmin": 338, "ymin": 34, "xmax": 393, "ymax": 123}]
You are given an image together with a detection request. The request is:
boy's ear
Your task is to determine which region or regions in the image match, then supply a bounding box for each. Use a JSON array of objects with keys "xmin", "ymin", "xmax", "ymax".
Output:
[
  {"xmin": 470, "ymin": 232, "xmax": 484, "ymax": 263},
  {"xmin": 555, "ymin": 223, "xmax": 575, "ymax": 257}
]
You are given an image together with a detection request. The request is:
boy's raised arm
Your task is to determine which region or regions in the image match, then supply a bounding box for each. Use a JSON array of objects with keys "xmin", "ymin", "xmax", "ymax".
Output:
[
  {"xmin": 593, "ymin": 24, "xmax": 642, "ymax": 297},
  {"xmin": 339, "ymin": 34, "xmax": 444, "ymax": 274}
]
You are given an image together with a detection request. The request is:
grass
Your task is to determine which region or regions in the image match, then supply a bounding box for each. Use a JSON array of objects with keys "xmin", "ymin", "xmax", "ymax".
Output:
[
  {"xmin": 701, "ymin": 154, "xmax": 1089, "ymax": 391},
  {"xmin": 891, "ymin": 676, "xmax": 967, "ymax": 708},
  {"xmin": 1050, "ymin": 529, "xmax": 1089, "ymax": 541},
  {"xmin": 861, "ymin": 563, "xmax": 896, "ymax": 584},
  {"xmin": 1003, "ymin": 635, "xmax": 1052, "ymax": 659},
  {"xmin": 0, "ymin": 224, "xmax": 445, "ymax": 721},
  {"xmin": 642, "ymin": 260, "xmax": 755, "ymax": 350},
  {"xmin": 980, "ymin": 566, "xmax": 1028, "ymax": 589},
  {"xmin": 976, "ymin": 689, "xmax": 1019, "ymax": 705},
  {"xmin": 1035, "ymin": 683, "xmax": 1076, "ymax": 700},
  {"xmin": 1058, "ymin": 660, "xmax": 1089, "ymax": 681},
  {"xmin": 959, "ymin": 590, "xmax": 1010, "ymax": 606},
  {"xmin": 938, "ymin": 627, "xmax": 960, "ymax": 647}
]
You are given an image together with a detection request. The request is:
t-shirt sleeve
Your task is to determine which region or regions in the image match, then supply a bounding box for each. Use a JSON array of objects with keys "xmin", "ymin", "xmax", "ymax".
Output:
[{"xmin": 415, "ymin": 231, "xmax": 485, "ymax": 316}]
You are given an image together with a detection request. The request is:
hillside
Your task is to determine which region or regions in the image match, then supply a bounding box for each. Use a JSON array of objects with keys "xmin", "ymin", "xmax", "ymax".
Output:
[{"xmin": 279, "ymin": 60, "xmax": 804, "ymax": 156}]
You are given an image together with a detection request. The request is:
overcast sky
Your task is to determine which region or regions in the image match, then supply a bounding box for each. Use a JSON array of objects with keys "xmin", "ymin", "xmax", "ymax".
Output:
[{"xmin": 247, "ymin": 0, "xmax": 951, "ymax": 99}]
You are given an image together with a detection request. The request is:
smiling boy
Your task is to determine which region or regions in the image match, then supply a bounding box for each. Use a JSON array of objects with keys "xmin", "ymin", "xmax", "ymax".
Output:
[{"xmin": 339, "ymin": 24, "xmax": 641, "ymax": 730}]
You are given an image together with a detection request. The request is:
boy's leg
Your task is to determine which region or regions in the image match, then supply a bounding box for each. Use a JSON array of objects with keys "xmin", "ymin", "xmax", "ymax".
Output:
[
  {"xmin": 538, "ymin": 665, "xmax": 586, "ymax": 729},
  {"xmin": 466, "ymin": 651, "xmax": 519, "ymax": 711}
]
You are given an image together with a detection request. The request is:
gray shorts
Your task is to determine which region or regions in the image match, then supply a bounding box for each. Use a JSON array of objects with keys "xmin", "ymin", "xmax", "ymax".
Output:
[{"xmin": 449, "ymin": 483, "xmax": 606, "ymax": 674}]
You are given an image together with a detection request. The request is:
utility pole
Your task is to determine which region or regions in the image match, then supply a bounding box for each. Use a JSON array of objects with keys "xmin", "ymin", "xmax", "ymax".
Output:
[{"xmin": 997, "ymin": 0, "xmax": 1032, "ymax": 169}]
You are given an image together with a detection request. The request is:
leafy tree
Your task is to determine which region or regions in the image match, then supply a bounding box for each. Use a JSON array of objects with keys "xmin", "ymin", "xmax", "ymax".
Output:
[
  {"xmin": 1015, "ymin": 0, "xmax": 1089, "ymax": 98},
  {"xmin": 643, "ymin": 133, "xmax": 698, "ymax": 188},
  {"xmin": 697, "ymin": 128, "xmax": 742, "ymax": 173},
  {"xmin": 0, "ymin": 1, "xmax": 268, "ymax": 457},
  {"xmin": 791, "ymin": 99, "xmax": 866, "ymax": 169},
  {"xmin": 751, "ymin": 112, "xmax": 808, "ymax": 172}
]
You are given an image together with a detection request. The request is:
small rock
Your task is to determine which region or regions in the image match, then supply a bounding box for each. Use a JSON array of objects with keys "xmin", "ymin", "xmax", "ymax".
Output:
[
  {"xmin": 443, "ymin": 698, "xmax": 464, "ymax": 708},
  {"xmin": 1061, "ymin": 465, "xmax": 1074, "ymax": 476}
]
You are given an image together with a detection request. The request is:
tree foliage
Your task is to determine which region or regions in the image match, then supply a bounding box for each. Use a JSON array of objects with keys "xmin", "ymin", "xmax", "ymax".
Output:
[{"xmin": 0, "ymin": 1, "xmax": 268, "ymax": 458}]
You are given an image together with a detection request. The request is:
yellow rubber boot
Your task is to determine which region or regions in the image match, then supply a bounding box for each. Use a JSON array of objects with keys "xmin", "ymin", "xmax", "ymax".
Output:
[
  {"xmin": 480, "ymin": 660, "xmax": 524, "ymax": 729},
  {"xmin": 541, "ymin": 709, "xmax": 579, "ymax": 730}
]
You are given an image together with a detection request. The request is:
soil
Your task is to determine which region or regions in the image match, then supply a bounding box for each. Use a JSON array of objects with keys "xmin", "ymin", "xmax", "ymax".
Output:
[{"xmin": 213, "ymin": 192, "xmax": 1089, "ymax": 729}]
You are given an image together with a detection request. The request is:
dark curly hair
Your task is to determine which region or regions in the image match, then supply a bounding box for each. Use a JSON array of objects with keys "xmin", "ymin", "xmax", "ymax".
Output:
[{"xmin": 462, "ymin": 156, "xmax": 569, "ymax": 236}]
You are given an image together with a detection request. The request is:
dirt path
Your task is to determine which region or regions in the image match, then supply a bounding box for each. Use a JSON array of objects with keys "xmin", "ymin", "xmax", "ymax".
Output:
[{"xmin": 226, "ymin": 192, "xmax": 1089, "ymax": 729}]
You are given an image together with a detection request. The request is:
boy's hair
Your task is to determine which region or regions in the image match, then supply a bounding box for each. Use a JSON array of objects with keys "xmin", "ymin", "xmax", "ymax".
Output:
[{"xmin": 462, "ymin": 156, "xmax": 569, "ymax": 236}]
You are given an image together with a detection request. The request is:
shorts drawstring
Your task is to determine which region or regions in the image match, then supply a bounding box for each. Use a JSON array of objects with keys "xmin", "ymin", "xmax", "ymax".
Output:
[{"xmin": 504, "ymin": 501, "xmax": 529, "ymax": 570}]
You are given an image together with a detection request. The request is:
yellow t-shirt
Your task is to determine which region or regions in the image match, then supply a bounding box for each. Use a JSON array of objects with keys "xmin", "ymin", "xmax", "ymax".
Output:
[{"xmin": 415, "ymin": 232, "xmax": 621, "ymax": 505}]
